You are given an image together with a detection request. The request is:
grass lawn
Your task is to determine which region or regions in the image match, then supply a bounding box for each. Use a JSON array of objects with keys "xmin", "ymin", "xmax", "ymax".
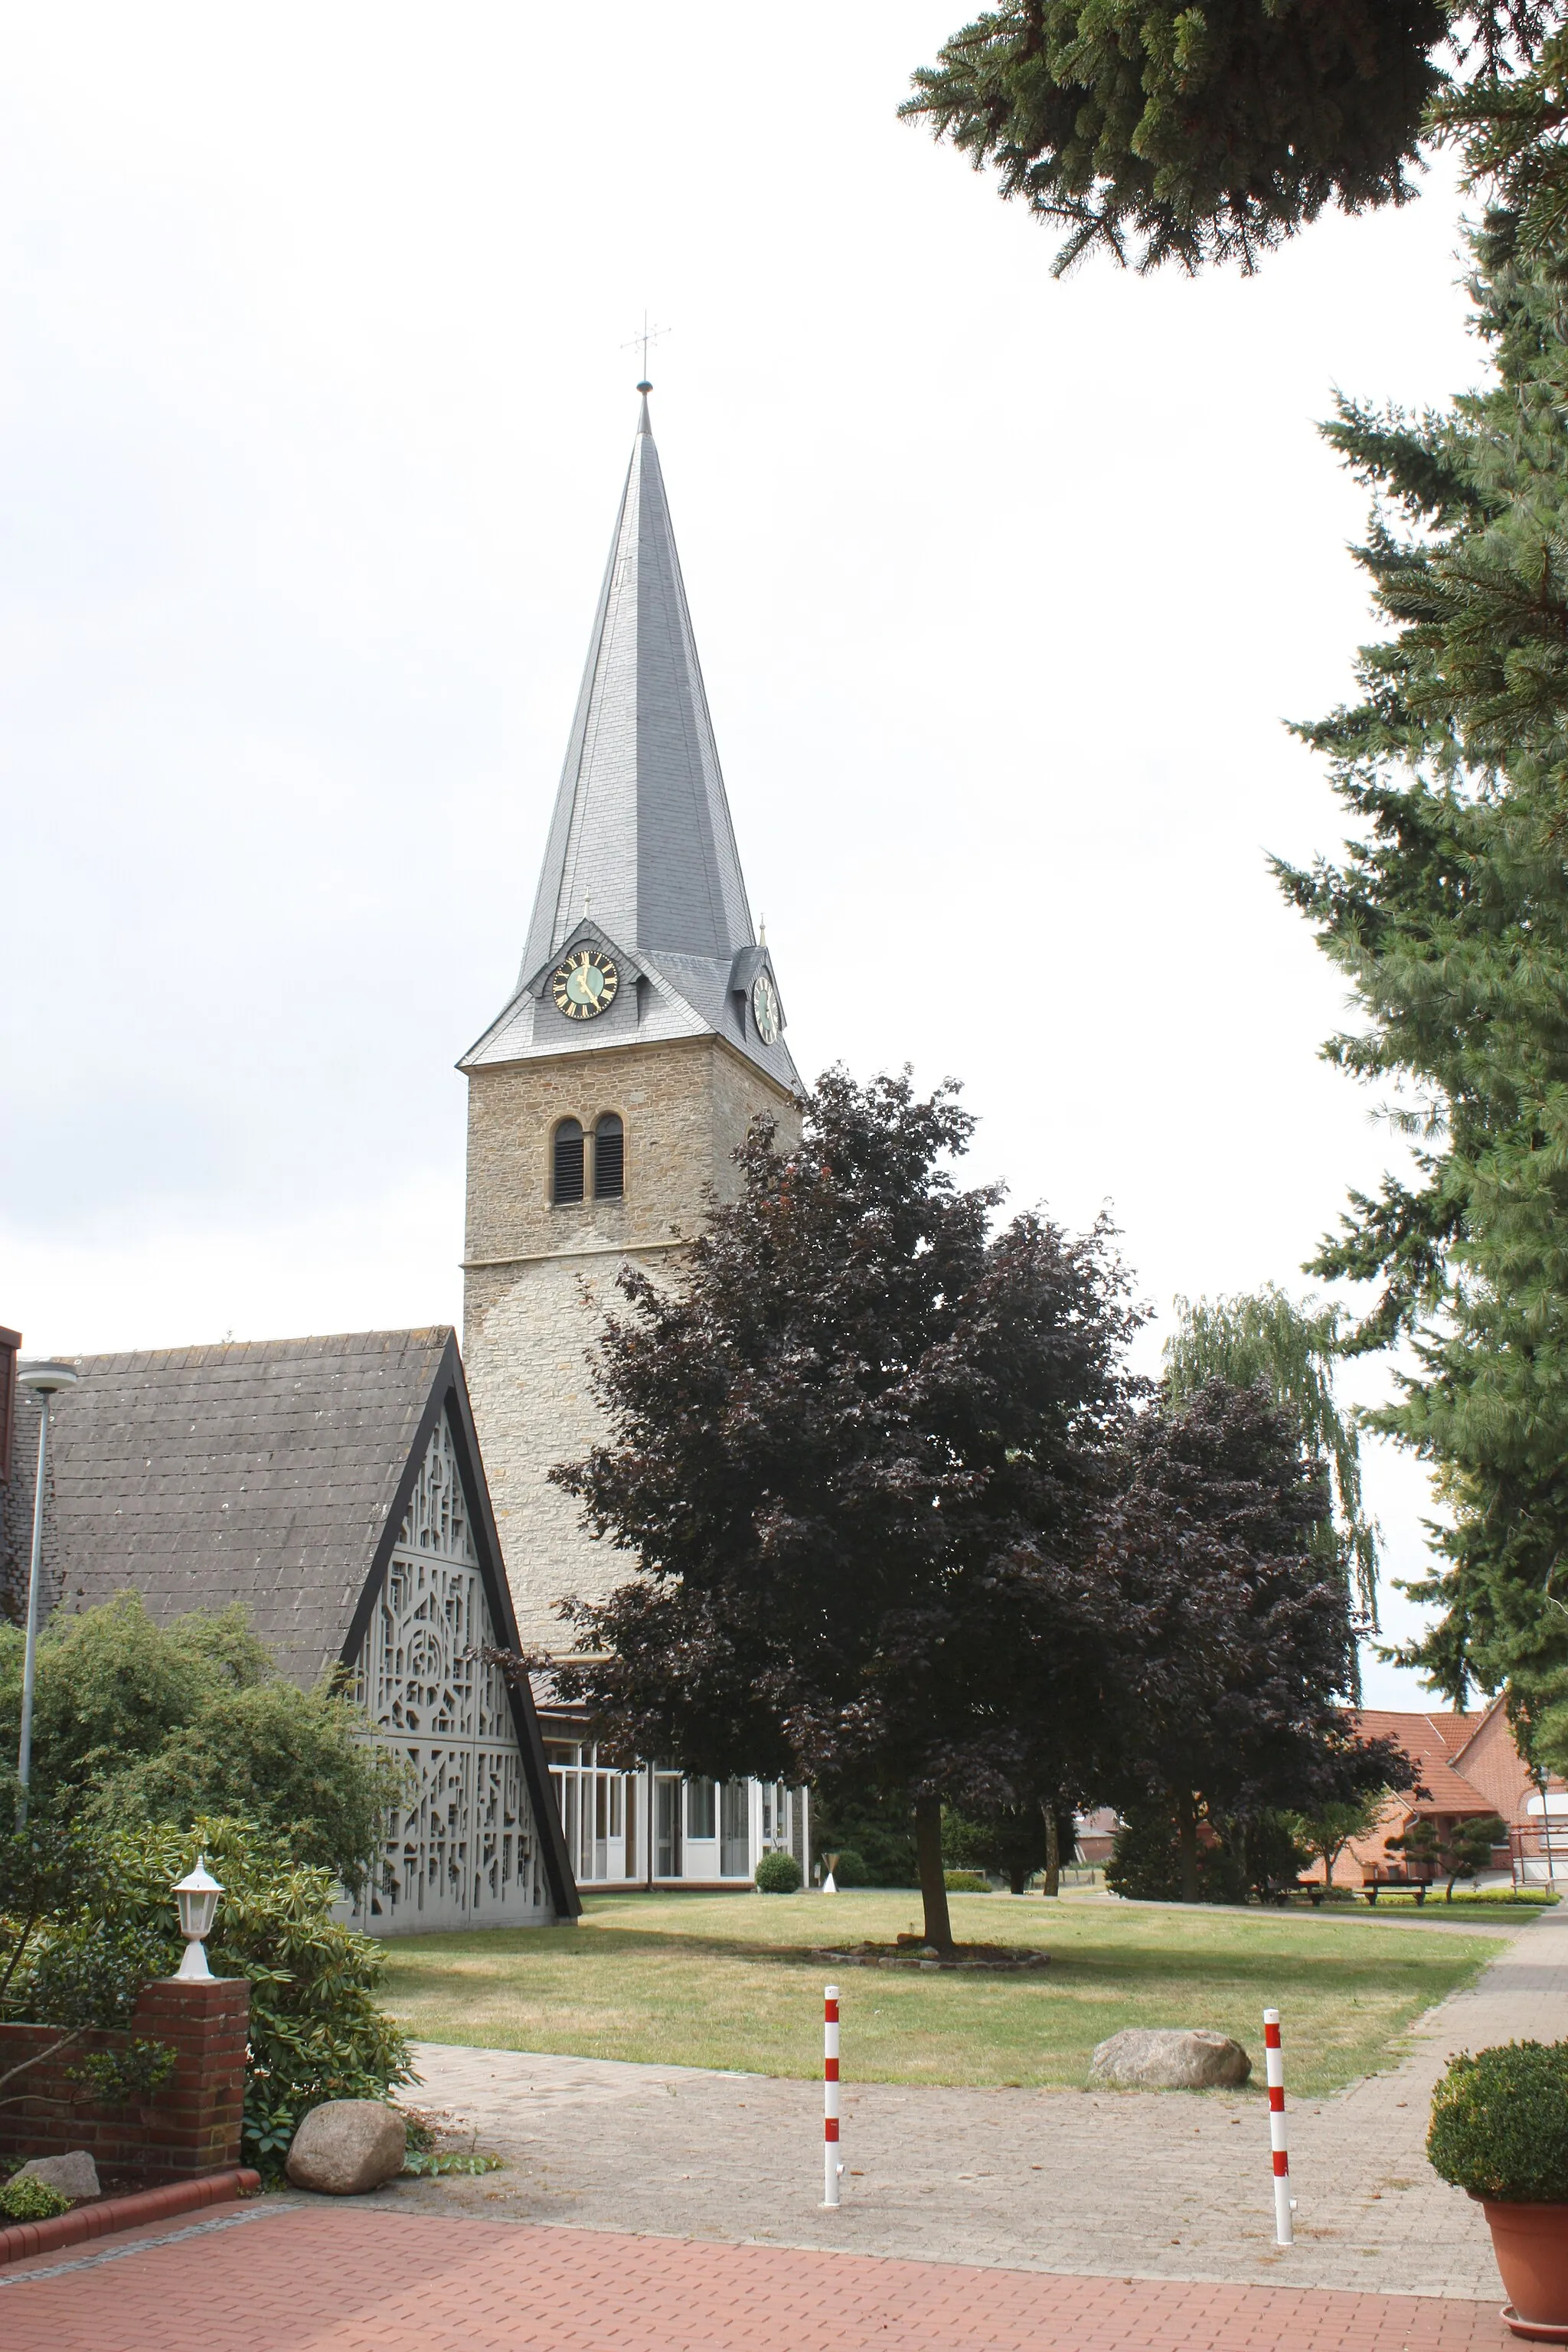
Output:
[{"xmin": 379, "ymin": 1888, "xmax": 1508, "ymax": 2099}]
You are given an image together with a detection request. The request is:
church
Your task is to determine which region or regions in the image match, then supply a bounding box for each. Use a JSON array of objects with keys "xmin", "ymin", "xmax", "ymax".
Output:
[
  {"xmin": 0, "ymin": 385, "xmax": 812, "ymax": 1916},
  {"xmin": 459, "ymin": 384, "xmax": 812, "ymax": 1891}
]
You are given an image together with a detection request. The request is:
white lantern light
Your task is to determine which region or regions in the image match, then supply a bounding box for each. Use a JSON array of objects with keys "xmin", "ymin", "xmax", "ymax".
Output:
[{"xmin": 172, "ymin": 1856, "xmax": 224, "ymax": 1981}]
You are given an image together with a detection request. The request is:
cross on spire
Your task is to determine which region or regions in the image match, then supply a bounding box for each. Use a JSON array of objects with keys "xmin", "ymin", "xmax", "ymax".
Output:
[{"xmin": 622, "ymin": 310, "xmax": 670, "ymax": 387}]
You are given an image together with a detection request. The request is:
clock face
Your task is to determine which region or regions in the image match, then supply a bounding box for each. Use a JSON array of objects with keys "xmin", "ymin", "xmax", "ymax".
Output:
[
  {"xmin": 553, "ymin": 947, "xmax": 619, "ymax": 1021},
  {"xmin": 752, "ymin": 969, "xmax": 781, "ymax": 1046}
]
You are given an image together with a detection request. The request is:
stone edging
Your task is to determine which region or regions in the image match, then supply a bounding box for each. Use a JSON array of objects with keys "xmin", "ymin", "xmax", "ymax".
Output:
[
  {"xmin": 0, "ymin": 2167, "xmax": 260, "ymax": 2268},
  {"xmin": 812, "ymin": 1946, "xmax": 1051, "ymax": 1973}
]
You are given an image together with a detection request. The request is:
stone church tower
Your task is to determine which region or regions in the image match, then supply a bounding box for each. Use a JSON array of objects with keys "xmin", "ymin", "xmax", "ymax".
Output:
[{"xmin": 460, "ymin": 389, "xmax": 802, "ymax": 1655}]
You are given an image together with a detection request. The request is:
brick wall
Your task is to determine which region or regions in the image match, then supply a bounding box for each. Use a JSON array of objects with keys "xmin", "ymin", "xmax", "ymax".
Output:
[{"xmin": 0, "ymin": 1976, "xmax": 249, "ymax": 2183}]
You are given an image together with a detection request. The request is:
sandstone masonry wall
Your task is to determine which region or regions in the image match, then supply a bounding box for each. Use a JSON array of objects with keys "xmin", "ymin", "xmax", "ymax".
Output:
[{"xmin": 463, "ymin": 1034, "xmax": 801, "ymax": 1651}]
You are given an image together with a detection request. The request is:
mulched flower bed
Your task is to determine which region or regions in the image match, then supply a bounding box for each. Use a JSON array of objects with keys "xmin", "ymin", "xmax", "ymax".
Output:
[{"xmin": 812, "ymin": 1938, "xmax": 1050, "ymax": 1972}]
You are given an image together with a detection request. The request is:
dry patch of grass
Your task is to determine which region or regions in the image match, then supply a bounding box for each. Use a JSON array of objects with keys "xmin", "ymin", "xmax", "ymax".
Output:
[{"xmin": 379, "ymin": 1888, "xmax": 1505, "ymax": 2096}]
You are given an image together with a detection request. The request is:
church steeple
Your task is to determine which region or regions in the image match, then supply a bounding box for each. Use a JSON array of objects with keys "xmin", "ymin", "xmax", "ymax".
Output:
[
  {"xmin": 521, "ymin": 386, "xmax": 756, "ymax": 975},
  {"xmin": 459, "ymin": 387, "xmax": 805, "ymax": 1659},
  {"xmin": 463, "ymin": 388, "xmax": 798, "ymax": 1093}
]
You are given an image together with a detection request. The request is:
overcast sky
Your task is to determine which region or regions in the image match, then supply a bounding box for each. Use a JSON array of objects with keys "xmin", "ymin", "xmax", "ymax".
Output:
[{"xmin": 0, "ymin": 5, "xmax": 1491, "ymax": 1704}]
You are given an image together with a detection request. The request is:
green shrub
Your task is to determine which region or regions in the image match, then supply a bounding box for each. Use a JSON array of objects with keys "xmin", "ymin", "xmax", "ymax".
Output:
[
  {"xmin": 0, "ymin": 1815, "xmax": 178, "ymax": 2105},
  {"xmin": 0, "ymin": 1814, "xmax": 411, "ymax": 2182},
  {"xmin": 943, "ymin": 1869, "xmax": 990, "ymax": 1893},
  {"xmin": 1105, "ymin": 1804, "xmax": 1311, "ymax": 1903},
  {"xmin": 1429, "ymin": 2043, "xmax": 1568, "ymax": 2202},
  {"xmin": 1106, "ymin": 1807, "xmax": 1240, "ymax": 1903},
  {"xmin": 754, "ymin": 1851, "xmax": 802, "ymax": 1893},
  {"xmin": 109, "ymin": 1818, "xmax": 413, "ymax": 2179},
  {"xmin": 0, "ymin": 2174, "xmax": 73, "ymax": 2221},
  {"xmin": 0, "ymin": 1596, "xmax": 407, "ymax": 1893},
  {"xmin": 809, "ymin": 1792, "xmax": 918, "ymax": 1886},
  {"xmin": 828, "ymin": 1847, "xmax": 868, "ymax": 1886}
]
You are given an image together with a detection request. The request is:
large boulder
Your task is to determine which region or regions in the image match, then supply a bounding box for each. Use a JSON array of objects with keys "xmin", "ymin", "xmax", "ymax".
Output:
[
  {"xmin": 286, "ymin": 2100, "xmax": 407, "ymax": 2194},
  {"xmin": 12, "ymin": 2151, "xmax": 99, "ymax": 2203},
  {"xmin": 1089, "ymin": 2027, "xmax": 1252, "ymax": 2090}
]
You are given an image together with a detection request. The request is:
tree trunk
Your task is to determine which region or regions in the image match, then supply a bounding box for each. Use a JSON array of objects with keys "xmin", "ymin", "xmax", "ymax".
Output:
[
  {"xmin": 1041, "ymin": 1804, "xmax": 1061, "ymax": 1898},
  {"xmin": 915, "ymin": 1793, "xmax": 955, "ymax": 1952},
  {"xmin": 1178, "ymin": 1794, "xmax": 1201, "ymax": 1904}
]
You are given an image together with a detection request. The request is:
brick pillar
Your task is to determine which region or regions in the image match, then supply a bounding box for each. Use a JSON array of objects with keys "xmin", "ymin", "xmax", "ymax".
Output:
[{"xmin": 130, "ymin": 1977, "xmax": 250, "ymax": 2179}]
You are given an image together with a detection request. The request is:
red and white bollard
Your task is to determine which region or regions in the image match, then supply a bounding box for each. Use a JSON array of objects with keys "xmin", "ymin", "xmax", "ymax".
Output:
[
  {"xmin": 1263, "ymin": 2007, "xmax": 1292, "ymax": 2245},
  {"xmin": 822, "ymin": 1983, "xmax": 844, "ymax": 2207}
]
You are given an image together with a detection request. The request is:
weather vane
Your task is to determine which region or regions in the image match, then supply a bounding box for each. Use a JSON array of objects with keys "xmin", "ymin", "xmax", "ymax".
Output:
[{"xmin": 622, "ymin": 310, "xmax": 670, "ymax": 386}]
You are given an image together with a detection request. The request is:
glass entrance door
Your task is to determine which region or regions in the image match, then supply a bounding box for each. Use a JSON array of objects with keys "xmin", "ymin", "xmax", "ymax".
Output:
[
  {"xmin": 655, "ymin": 1774, "xmax": 683, "ymax": 1878},
  {"xmin": 720, "ymin": 1779, "xmax": 749, "ymax": 1877}
]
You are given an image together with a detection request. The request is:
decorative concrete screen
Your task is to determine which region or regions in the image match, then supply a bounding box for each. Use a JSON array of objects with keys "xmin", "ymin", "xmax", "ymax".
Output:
[{"xmin": 352, "ymin": 1410, "xmax": 550, "ymax": 1932}]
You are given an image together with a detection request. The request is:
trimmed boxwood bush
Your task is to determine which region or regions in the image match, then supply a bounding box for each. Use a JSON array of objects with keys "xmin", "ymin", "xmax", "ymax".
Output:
[
  {"xmin": 829, "ymin": 1848, "xmax": 868, "ymax": 1887},
  {"xmin": 943, "ymin": 1869, "xmax": 991, "ymax": 1893},
  {"xmin": 754, "ymin": 1851, "xmax": 802, "ymax": 1893},
  {"xmin": 1429, "ymin": 2042, "xmax": 1568, "ymax": 2202},
  {"xmin": 0, "ymin": 2174, "xmax": 73, "ymax": 2221}
]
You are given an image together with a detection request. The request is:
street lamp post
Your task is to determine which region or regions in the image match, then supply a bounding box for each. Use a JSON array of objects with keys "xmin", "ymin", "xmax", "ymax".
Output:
[{"xmin": 15, "ymin": 1360, "xmax": 78, "ymax": 1827}]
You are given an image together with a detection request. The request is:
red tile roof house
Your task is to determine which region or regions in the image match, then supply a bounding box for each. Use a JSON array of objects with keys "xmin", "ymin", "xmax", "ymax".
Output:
[{"xmin": 1305, "ymin": 1704, "xmax": 1568, "ymax": 1891}]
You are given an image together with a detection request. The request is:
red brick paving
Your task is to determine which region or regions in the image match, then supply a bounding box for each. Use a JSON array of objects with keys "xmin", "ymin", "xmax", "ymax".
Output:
[{"xmin": 0, "ymin": 2205, "xmax": 1514, "ymax": 2351}]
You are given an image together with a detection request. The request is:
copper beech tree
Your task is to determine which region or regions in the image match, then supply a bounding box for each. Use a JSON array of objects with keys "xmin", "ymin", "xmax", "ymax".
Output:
[
  {"xmin": 1093, "ymin": 1379, "xmax": 1416, "ymax": 1900},
  {"xmin": 550, "ymin": 1068, "xmax": 1139, "ymax": 1952}
]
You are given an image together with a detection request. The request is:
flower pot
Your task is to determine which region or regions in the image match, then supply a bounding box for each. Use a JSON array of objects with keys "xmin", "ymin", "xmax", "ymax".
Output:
[{"xmin": 1480, "ymin": 2200, "xmax": 1568, "ymax": 2340}]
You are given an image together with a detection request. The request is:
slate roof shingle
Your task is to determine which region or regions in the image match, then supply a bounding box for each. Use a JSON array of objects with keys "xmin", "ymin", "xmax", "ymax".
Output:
[
  {"xmin": 8, "ymin": 1328, "xmax": 455, "ymax": 1690},
  {"xmin": 463, "ymin": 393, "xmax": 801, "ymax": 1097}
]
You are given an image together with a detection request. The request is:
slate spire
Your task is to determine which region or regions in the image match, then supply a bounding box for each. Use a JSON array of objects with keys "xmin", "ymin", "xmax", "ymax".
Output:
[{"xmin": 518, "ymin": 387, "xmax": 756, "ymax": 984}]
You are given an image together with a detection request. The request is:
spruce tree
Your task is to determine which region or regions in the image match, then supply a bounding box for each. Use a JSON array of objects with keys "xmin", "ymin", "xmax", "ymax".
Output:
[
  {"xmin": 1277, "ymin": 227, "xmax": 1568, "ymax": 1723},
  {"xmin": 901, "ymin": 0, "xmax": 1557, "ymax": 275}
]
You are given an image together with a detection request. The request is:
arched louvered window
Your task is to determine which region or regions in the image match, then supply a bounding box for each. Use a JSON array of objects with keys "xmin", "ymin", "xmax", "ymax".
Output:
[
  {"xmin": 553, "ymin": 1118, "xmax": 585, "ymax": 1205},
  {"xmin": 593, "ymin": 1114, "xmax": 625, "ymax": 1200}
]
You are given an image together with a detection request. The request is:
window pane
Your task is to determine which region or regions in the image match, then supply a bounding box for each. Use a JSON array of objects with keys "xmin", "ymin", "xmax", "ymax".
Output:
[
  {"xmin": 554, "ymin": 1120, "xmax": 585, "ymax": 1204},
  {"xmin": 688, "ymin": 1778, "xmax": 717, "ymax": 1840},
  {"xmin": 656, "ymin": 1777, "xmax": 682, "ymax": 1877},
  {"xmin": 593, "ymin": 1115, "xmax": 624, "ymax": 1200}
]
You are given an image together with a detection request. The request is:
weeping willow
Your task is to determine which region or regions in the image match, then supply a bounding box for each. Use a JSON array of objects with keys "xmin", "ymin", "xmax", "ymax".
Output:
[{"xmin": 1163, "ymin": 1286, "xmax": 1379, "ymax": 1632}]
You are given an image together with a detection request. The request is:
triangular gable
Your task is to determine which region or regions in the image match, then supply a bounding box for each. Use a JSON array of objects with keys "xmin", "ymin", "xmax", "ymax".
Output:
[{"xmin": 340, "ymin": 1333, "xmax": 578, "ymax": 1924}]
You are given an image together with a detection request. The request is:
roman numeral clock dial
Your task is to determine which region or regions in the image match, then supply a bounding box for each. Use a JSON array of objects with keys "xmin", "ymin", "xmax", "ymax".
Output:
[
  {"xmin": 752, "ymin": 969, "xmax": 780, "ymax": 1045},
  {"xmin": 552, "ymin": 948, "xmax": 619, "ymax": 1020}
]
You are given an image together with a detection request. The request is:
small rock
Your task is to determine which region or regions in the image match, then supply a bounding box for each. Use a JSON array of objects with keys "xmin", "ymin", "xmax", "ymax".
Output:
[
  {"xmin": 13, "ymin": 2151, "xmax": 100, "ymax": 2203},
  {"xmin": 1089, "ymin": 2028, "xmax": 1252, "ymax": 2090},
  {"xmin": 286, "ymin": 2100, "xmax": 406, "ymax": 2195}
]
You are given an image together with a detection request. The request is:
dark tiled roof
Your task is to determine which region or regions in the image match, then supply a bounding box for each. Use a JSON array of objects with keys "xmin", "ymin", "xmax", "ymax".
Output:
[{"xmin": 11, "ymin": 1329, "xmax": 453, "ymax": 1688}]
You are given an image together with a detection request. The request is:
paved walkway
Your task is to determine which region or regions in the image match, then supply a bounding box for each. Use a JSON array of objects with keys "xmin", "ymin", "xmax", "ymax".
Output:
[
  {"xmin": 385, "ymin": 1905, "xmax": 1568, "ymax": 2298},
  {"xmin": 0, "ymin": 2205, "xmax": 1517, "ymax": 2349},
  {"xmin": 2, "ymin": 1903, "xmax": 1561, "ymax": 2347}
]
